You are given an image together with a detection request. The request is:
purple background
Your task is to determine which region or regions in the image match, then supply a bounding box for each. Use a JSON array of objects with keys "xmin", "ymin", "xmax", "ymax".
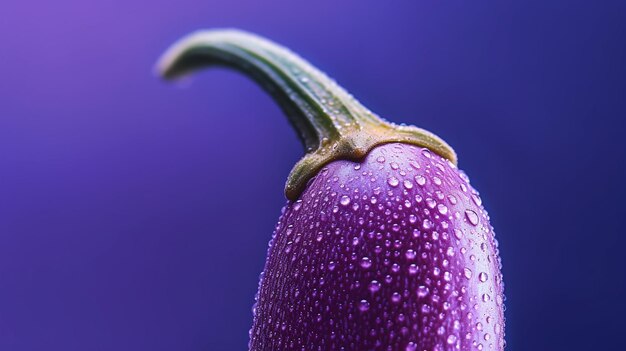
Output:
[{"xmin": 1, "ymin": 1, "xmax": 625, "ymax": 350}]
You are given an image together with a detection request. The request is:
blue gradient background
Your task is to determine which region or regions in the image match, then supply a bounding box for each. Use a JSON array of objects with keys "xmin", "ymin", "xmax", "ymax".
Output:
[{"xmin": 1, "ymin": 1, "xmax": 625, "ymax": 350}]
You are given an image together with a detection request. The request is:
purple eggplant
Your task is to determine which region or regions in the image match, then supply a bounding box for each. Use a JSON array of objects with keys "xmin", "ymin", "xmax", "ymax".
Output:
[{"xmin": 157, "ymin": 29, "xmax": 505, "ymax": 351}]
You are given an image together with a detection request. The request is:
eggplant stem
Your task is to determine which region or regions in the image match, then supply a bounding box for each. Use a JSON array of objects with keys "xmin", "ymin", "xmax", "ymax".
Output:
[{"xmin": 157, "ymin": 29, "xmax": 457, "ymax": 200}]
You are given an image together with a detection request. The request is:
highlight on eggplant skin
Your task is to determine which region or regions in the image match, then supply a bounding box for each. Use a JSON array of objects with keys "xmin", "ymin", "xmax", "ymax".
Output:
[
  {"xmin": 156, "ymin": 29, "xmax": 505, "ymax": 351},
  {"xmin": 249, "ymin": 143, "xmax": 505, "ymax": 351}
]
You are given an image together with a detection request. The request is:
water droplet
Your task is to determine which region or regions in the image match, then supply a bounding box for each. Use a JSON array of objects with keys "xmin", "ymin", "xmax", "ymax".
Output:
[
  {"xmin": 388, "ymin": 177, "xmax": 399, "ymax": 187},
  {"xmin": 453, "ymin": 319, "xmax": 461, "ymax": 330},
  {"xmin": 376, "ymin": 156, "xmax": 385, "ymax": 163},
  {"xmin": 293, "ymin": 202, "xmax": 306, "ymax": 213},
  {"xmin": 392, "ymin": 292, "xmax": 402, "ymax": 303},
  {"xmin": 482, "ymin": 293, "xmax": 490, "ymax": 302},
  {"xmin": 405, "ymin": 249, "xmax": 417, "ymax": 260},
  {"xmin": 422, "ymin": 219, "xmax": 433, "ymax": 230},
  {"xmin": 495, "ymin": 322, "xmax": 502, "ymax": 335},
  {"xmin": 406, "ymin": 342, "xmax": 417, "ymax": 351},
  {"xmin": 415, "ymin": 175, "xmax": 426, "ymax": 186},
  {"xmin": 417, "ymin": 285, "xmax": 429, "ymax": 297},
  {"xmin": 340, "ymin": 195, "xmax": 351, "ymax": 206},
  {"xmin": 472, "ymin": 193, "xmax": 482, "ymax": 206},
  {"xmin": 454, "ymin": 229, "xmax": 463, "ymax": 240},
  {"xmin": 426, "ymin": 198, "xmax": 437, "ymax": 209},
  {"xmin": 437, "ymin": 204, "xmax": 448, "ymax": 215},
  {"xmin": 433, "ymin": 177, "xmax": 442, "ymax": 186},
  {"xmin": 359, "ymin": 299, "xmax": 370, "ymax": 311},
  {"xmin": 328, "ymin": 261, "xmax": 336, "ymax": 271},
  {"xmin": 369, "ymin": 280, "xmax": 381, "ymax": 293},
  {"xmin": 464, "ymin": 267, "xmax": 473, "ymax": 279},
  {"xmin": 360, "ymin": 257, "xmax": 372, "ymax": 269},
  {"xmin": 391, "ymin": 263, "xmax": 400, "ymax": 273},
  {"xmin": 403, "ymin": 180, "xmax": 413, "ymax": 189},
  {"xmin": 390, "ymin": 162, "xmax": 399, "ymax": 170},
  {"xmin": 447, "ymin": 334, "xmax": 457, "ymax": 345},
  {"xmin": 448, "ymin": 194, "xmax": 458, "ymax": 205},
  {"xmin": 479, "ymin": 272, "xmax": 488, "ymax": 282},
  {"xmin": 421, "ymin": 149, "xmax": 432, "ymax": 158},
  {"xmin": 465, "ymin": 210, "xmax": 479, "ymax": 226}
]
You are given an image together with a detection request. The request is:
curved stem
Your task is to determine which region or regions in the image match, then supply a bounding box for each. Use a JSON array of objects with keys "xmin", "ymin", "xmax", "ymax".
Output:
[{"xmin": 157, "ymin": 29, "xmax": 457, "ymax": 200}]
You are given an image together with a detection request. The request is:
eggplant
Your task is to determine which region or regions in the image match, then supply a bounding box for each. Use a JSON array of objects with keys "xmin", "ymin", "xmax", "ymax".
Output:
[{"xmin": 157, "ymin": 29, "xmax": 505, "ymax": 351}]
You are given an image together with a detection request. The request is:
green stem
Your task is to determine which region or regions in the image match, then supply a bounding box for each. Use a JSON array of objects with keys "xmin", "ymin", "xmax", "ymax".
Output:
[{"xmin": 157, "ymin": 29, "xmax": 457, "ymax": 200}]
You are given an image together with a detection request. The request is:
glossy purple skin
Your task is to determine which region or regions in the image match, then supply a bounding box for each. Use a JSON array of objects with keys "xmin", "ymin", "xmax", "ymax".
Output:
[{"xmin": 249, "ymin": 143, "xmax": 505, "ymax": 351}]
